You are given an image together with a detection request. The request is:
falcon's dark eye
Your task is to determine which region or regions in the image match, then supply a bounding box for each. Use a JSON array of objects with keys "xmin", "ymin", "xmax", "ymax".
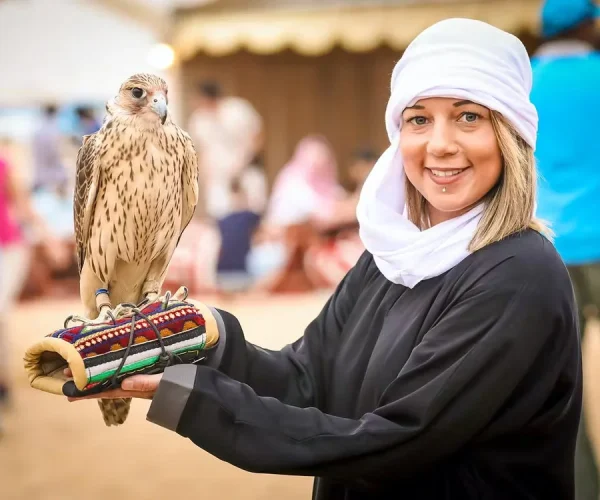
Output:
[{"xmin": 131, "ymin": 87, "xmax": 145, "ymax": 99}]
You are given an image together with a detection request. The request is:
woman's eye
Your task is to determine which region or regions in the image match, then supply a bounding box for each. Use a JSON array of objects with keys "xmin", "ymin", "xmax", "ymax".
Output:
[
  {"xmin": 459, "ymin": 112, "xmax": 480, "ymax": 123},
  {"xmin": 131, "ymin": 87, "xmax": 145, "ymax": 99},
  {"xmin": 408, "ymin": 116, "xmax": 428, "ymax": 126}
]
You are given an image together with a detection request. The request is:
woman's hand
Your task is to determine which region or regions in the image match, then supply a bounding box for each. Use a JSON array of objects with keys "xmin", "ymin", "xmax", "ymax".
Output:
[{"xmin": 63, "ymin": 368, "xmax": 162, "ymax": 402}]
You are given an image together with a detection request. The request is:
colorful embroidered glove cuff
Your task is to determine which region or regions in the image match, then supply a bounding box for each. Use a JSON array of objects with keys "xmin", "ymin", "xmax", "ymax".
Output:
[{"xmin": 23, "ymin": 289, "xmax": 220, "ymax": 398}]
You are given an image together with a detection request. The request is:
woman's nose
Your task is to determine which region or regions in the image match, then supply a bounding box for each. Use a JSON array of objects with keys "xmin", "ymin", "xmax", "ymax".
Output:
[{"xmin": 426, "ymin": 123, "xmax": 459, "ymax": 157}]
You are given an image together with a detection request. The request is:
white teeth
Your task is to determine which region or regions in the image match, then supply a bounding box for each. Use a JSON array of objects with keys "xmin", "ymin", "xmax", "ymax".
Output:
[{"xmin": 430, "ymin": 169, "xmax": 464, "ymax": 177}]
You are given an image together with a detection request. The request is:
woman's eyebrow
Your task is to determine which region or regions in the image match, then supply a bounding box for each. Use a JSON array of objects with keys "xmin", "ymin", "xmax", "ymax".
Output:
[{"xmin": 453, "ymin": 100, "xmax": 475, "ymax": 107}]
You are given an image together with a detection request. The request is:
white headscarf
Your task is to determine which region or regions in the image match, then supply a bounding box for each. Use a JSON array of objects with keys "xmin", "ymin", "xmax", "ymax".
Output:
[{"xmin": 356, "ymin": 18, "xmax": 538, "ymax": 288}]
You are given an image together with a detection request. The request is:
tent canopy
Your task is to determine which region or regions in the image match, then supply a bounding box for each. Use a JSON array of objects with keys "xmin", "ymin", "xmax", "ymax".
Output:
[{"xmin": 171, "ymin": 0, "xmax": 542, "ymax": 59}]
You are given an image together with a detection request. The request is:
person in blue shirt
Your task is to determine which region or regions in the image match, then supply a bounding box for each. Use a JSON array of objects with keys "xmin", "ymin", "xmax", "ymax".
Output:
[{"xmin": 531, "ymin": 1, "xmax": 600, "ymax": 498}]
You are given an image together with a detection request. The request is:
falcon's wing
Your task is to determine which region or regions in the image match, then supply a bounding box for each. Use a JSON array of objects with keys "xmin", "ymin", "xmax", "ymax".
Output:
[
  {"xmin": 74, "ymin": 133, "xmax": 101, "ymax": 273},
  {"xmin": 176, "ymin": 128, "xmax": 199, "ymax": 244}
]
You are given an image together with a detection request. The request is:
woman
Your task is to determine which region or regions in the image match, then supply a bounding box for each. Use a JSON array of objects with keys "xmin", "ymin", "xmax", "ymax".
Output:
[{"xmin": 73, "ymin": 19, "xmax": 581, "ymax": 498}]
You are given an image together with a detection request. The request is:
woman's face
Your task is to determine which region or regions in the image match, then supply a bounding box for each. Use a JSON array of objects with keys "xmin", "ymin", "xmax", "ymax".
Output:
[{"xmin": 400, "ymin": 97, "xmax": 502, "ymax": 226}]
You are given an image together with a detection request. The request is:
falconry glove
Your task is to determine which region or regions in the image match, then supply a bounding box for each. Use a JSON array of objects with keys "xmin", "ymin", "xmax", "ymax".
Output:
[{"xmin": 24, "ymin": 287, "xmax": 220, "ymax": 426}]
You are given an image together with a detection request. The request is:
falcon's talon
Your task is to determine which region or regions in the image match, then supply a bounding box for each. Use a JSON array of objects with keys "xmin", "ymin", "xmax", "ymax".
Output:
[
  {"xmin": 107, "ymin": 309, "xmax": 117, "ymax": 325},
  {"xmin": 64, "ymin": 314, "xmax": 92, "ymax": 328},
  {"xmin": 92, "ymin": 307, "xmax": 117, "ymax": 325},
  {"xmin": 161, "ymin": 291, "xmax": 172, "ymax": 310}
]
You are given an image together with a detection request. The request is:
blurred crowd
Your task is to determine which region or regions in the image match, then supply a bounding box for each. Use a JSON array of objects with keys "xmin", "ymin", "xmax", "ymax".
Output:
[
  {"xmin": 166, "ymin": 81, "xmax": 376, "ymax": 296},
  {"xmin": 0, "ymin": 104, "xmax": 101, "ymax": 303},
  {"xmin": 0, "ymin": 81, "xmax": 378, "ymax": 312}
]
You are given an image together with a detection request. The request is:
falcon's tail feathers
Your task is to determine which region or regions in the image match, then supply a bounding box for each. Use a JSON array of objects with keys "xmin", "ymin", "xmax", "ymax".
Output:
[{"xmin": 97, "ymin": 398, "xmax": 132, "ymax": 426}]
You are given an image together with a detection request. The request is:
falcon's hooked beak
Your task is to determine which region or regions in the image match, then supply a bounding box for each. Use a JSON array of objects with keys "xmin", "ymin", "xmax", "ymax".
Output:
[{"xmin": 151, "ymin": 92, "xmax": 168, "ymax": 124}]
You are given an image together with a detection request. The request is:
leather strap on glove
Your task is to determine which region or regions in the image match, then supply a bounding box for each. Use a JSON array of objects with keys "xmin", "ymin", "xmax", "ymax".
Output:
[{"xmin": 23, "ymin": 287, "xmax": 220, "ymax": 400}]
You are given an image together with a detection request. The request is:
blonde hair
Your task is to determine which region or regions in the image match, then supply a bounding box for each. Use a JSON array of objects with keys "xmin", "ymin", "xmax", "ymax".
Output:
[{"xmin": 405, "ymin": 111, "xmax": 552, "ymax": 251}]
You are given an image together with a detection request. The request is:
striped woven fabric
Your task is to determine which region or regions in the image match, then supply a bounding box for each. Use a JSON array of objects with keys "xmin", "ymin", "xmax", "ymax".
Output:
[{"xmin": 24, "ymin": 296, "xmax": 220, "ymax": 398}]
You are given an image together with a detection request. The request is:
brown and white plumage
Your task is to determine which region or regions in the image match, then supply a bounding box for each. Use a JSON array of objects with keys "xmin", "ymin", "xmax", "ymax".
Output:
[{"xmin": 74, "ymin": 73, "xmax": 198, "ymax": 425}]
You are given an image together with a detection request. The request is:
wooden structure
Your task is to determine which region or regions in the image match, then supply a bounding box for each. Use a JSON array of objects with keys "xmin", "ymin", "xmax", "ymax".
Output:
[{"xmin": 171, "ymin": 0, "xmax": 543, "ymax": 185}]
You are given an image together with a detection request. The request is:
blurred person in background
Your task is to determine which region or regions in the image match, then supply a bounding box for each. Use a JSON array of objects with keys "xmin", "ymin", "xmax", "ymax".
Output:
[
  {"xmin": 75, "ymin": 106, "xmax": 101, "ymax": 138},
  {"xmin": 246, "ymin": 135, "xmax": 345, "ymax": 292},
  {"xmin": 31, "ymin": 182, "xmax": 74, "ymax": 243},
  {"xmin": 304, "ymin": 147, "xmax": 378, "ymax": 289},
  {"xmin": 215, "ymin": 177, "xmax": 262, "ymax": 293},
  {"xmin": 0, "ymin": 140, "xmax": 67, "ymax": 415},
  {"xmin": 162, "ymin": 212, "xmax": 223, "ymax": 296},
  {"xmin": 311, "ymin": 147, "xmax": 379, "ymax": 234},
  {"xmin": 262, "ymin": 136, "xmax": 343, "ymax": 231},
  {"xmin": 30, "ymin": 103, "xmax": 76, "ymax": 296},
  {"xmin": 188, "ymin": 80, "xmax": 264, "ymax": 221},
  {"xmin": 169, "ymin": 153, "xmax": 267, "ymax": 296},
  {"xmin": 31, "ymin": 104, "xmax": 67, "ymax": 192},
  {"xmin": 531, "ymin": 1, "xmax": 600, "ymax": 498},
  {"xmin": 168, "ymin": 81, "xmax": 263, "ymax": 295},
  {"xmin": 348, "ymin": 148, "xmax": 379, "ymax": 193},
  {"xmin": 29, "ymin": 180, "xmax": 77, "ymax": 296},
  {"xmin": 238, "ymin": 152, "xmax": 268, "ymax": 216}
]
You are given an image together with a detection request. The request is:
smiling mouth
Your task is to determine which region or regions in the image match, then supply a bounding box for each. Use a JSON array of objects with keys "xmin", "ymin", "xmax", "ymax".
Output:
[
  {"xmin": 429, "ymin": 168, "xmax": 467, "ymax": 177},
  {"xmin": 426, "ymin": 167, "xmax": 470, "ymax": 186}
]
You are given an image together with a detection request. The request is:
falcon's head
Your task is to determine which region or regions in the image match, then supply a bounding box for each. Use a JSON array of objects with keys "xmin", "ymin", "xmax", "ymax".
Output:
[{"xmin": 115, "ymin": 73, "xmax": 169, "ymax": 125}]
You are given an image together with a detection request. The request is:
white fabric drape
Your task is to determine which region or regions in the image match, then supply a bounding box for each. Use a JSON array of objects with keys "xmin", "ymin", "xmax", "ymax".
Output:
[{"xmin": 356, "ymin": 18, "xmax": 538, "ymax": 288}]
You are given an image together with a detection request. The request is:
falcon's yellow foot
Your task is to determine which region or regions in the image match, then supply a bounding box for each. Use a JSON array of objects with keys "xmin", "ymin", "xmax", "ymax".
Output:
[
  {"xmin": 92, "ymin": 307, "xmax": 117, "ymax": 324},
  {"xmin": 144, "ymin": 292, "xmax": 159, "ymax": 304},
  {"xmin": 63, "ymin": 309, "xmax": 113, "ymax": 328},
  {"xmin": 92, "ymin": 289, "xmax": 114, "ymax": 323},
  {"xmin": 172, "ymin": 286, "xmax": 189, "ymax": 301},
  {"xmin": 146, "ymin": 286, "xmax": 189, "ymax": 307}
]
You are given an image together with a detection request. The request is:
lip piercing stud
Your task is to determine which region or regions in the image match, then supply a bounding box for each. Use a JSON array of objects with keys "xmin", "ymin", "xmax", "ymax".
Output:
[{"xmin": 442, "ymin": 187, "xmax": 447, "ymax": 193}]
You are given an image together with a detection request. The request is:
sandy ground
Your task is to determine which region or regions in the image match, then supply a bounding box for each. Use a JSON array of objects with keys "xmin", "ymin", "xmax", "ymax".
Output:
[
  {"xmin": 3, "ymin": 293, "xmax": 600, "ymax": 500},
  {"xmin": 0, "ymin": 292, "xmax": 333, "ymax": 500}
]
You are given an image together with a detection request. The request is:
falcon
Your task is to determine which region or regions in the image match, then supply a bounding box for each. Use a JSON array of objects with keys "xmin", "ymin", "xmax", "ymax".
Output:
[{"xmin": 73, "ymin": 73, "xmax": 198, "ymax": 425}]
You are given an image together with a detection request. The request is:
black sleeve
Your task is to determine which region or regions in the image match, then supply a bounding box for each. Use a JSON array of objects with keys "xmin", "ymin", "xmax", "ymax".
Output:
[
  {"xmin": 153, "ymin": 255, "xmax": 577, "ymax": 484},
  {"xmin": 209, "ymin": 251, "xmax": 367, "ymax": 407}
]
